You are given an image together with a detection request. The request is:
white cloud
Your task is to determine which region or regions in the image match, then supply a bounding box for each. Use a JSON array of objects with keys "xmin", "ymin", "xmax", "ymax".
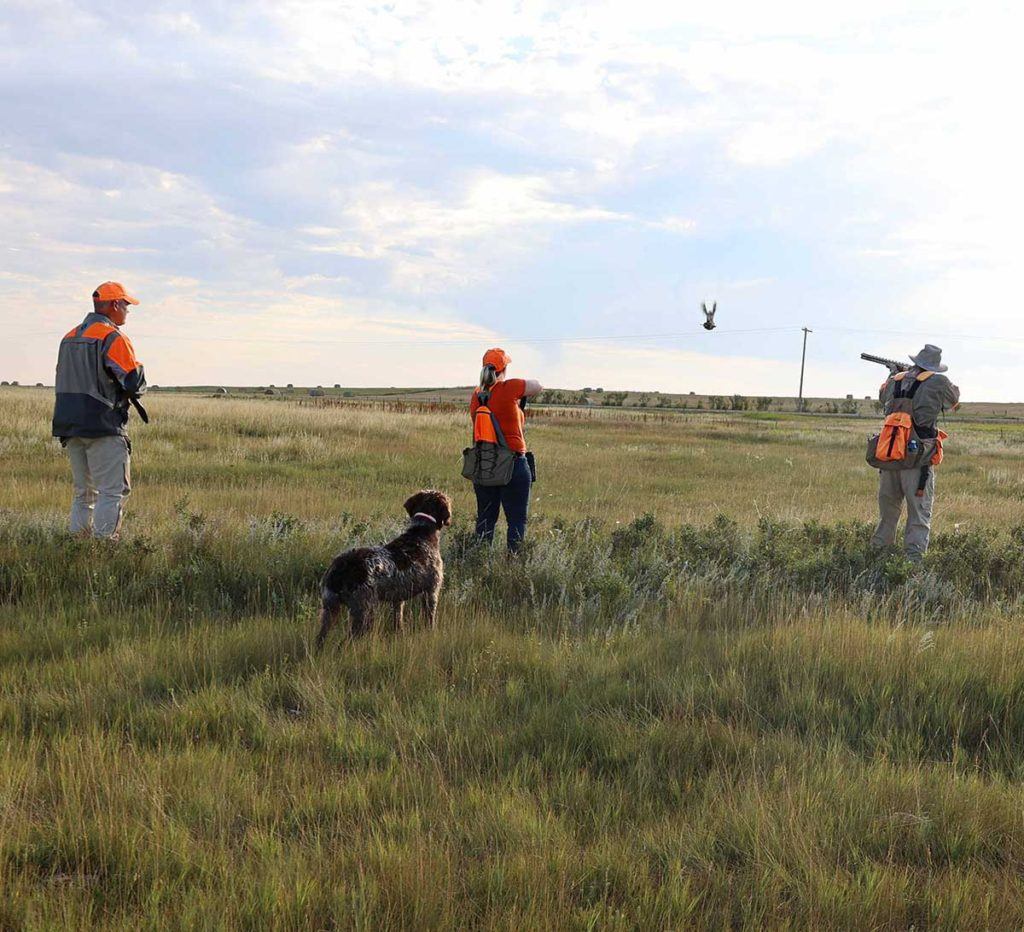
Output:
[
  {"xmin": 726, "ymin": 122, "xmax": 826, "ymax": 167},
  {"xmin": 300, "ymin": 172, "xmax": 645, "ymax": 291}
]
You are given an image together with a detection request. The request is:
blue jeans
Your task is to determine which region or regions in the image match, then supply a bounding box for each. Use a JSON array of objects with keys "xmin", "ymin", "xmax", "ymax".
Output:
[{"xmin": 475, "ymin": 455, "xmax": 532, "ymax": 552}]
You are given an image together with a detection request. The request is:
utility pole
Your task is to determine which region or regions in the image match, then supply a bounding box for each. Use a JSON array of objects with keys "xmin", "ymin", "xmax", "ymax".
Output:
[{"xmin": 797, "ymin": 327, "xmax": 812, "ymax": 412}]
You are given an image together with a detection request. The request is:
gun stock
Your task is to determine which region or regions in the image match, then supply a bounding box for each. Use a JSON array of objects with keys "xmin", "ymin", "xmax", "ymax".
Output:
[{"xmin": 130, "ymin": 396, "xmax": 149, "ymax": 424}]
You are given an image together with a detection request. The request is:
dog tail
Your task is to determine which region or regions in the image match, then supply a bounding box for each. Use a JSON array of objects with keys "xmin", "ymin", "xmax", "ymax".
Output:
[{"xmin": 314, "ymin": 588, "xmax": 343, "ymax": 653}]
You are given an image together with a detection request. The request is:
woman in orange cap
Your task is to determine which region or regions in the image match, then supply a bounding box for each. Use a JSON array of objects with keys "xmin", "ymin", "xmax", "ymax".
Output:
[{"xmin": 470, "ymin": 348, "xmax": 543, "ymax": 552}]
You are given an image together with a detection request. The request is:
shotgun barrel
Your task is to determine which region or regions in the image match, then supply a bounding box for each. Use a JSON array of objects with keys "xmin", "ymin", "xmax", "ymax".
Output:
[{"xmin": 860, "ymin": 353, "xmax": 910, "ymax": 374}]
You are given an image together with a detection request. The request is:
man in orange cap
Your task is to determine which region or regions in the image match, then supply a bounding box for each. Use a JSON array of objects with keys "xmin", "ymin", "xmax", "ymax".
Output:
[{"xmin": 52, "ymin": 282, "xmax": 147, "ymax": 540}]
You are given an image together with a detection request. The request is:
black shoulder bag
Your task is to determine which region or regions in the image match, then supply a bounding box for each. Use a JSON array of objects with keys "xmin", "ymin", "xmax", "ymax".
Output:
[{"xmin": 462, "ymin": 391, "xmax": 518, "ymax": 486}]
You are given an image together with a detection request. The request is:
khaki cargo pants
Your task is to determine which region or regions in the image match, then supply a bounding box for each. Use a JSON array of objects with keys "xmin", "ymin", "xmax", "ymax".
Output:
[
  {"xmin": 870, "ymin": 467, "xmax": 934, "ymax": 561},
  {"xmin": 65, "ymin": 435, "xmax": 131, "ymax": 540}
]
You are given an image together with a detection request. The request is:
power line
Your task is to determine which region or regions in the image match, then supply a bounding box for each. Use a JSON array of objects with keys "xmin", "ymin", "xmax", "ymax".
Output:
[
  {"xmin": 18, "ymin": 320, "xmax": 1024, "ymax": 349},
  {"xmin": 19, "ymin": 325, "xmax": 802, "ymax": 347},
  {"xmin": 813, "ymin": 325, "xmax": 1024, "ymax": 346}
]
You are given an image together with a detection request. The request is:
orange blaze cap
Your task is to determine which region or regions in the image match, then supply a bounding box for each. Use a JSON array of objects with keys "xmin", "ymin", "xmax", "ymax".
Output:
[
  {"xmin": 93, "ymin": 282, "xmax": 140, "ymax": 305},
  {"xmin": 482, "ymin": 347, "xmax": 511, "ymax": 372}
]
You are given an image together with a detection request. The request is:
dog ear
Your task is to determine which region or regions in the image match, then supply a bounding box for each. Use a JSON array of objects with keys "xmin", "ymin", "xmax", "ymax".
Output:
[
  {"xmin": 404, "ymin": 491, "xmax": 426, "ymax": 517},
  {"xmin": 439, "ymin": 494, "xmax": 452, "ymax": 526}
]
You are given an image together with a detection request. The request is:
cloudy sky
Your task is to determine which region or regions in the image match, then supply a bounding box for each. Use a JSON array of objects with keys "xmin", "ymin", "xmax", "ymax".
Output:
[{"xmin": 2, "ymin": 1, "xmax": 1021, "ymax": 397}]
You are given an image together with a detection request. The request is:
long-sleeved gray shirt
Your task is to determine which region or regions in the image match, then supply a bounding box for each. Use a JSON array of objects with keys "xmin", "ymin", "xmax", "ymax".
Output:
[{"xmin": 879, "ymin": 367, "xmax": 960, "ymax": 436}]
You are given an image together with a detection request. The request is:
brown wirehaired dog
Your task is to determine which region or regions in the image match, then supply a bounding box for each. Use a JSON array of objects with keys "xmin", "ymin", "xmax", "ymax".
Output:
[{"xmin": 315, "ymin": 490, "xmax": 452, "ymax": 651}]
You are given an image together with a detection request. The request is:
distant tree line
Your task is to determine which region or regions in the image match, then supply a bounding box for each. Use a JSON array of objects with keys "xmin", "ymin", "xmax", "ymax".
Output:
[{"xmin": 536, "ymin": 389, "xmax": 590, "ymax": 406}]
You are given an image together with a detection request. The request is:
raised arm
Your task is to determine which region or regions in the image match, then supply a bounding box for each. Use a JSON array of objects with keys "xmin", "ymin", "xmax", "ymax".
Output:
[
  {"xmin": 877, "ymin": 376, "xmax": 891, "ymax": 405},
  {"xmin": 943, "ymin": 378, "xmax": 961, "ymax": 411},
  {"xmin": 523, "ymin": 379, "xmax": 543, "ymax": 398}
]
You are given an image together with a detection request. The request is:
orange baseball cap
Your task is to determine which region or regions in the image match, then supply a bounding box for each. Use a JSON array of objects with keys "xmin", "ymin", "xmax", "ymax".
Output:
[
  {"xmin": 93, "ymin": 282, "xmax": 140, "ymax": 305},
  {"xmin": 482, "ymin": 347, "xmax": 511, "ymax": 371}
]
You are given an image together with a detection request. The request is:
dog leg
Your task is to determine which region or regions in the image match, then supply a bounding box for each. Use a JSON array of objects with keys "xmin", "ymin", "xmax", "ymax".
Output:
[
  {"xmin": 315, "ymin": 594, "xmax": 342, "ymax": 653},
  {"xmin": 423, "ymin": 589, "xmax": 439, "ymax": 629},
  {"xmin": 392, "ymin": 601, "xmax": 404, "ymax": 633},
  {"xmin": 350, "ymin": 602, "xmax": 373, "ymax": 638}
]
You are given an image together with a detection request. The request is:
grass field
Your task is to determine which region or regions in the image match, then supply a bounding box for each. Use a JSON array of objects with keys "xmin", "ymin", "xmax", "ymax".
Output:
[
  {"xmin": 137, "ymin": 382, "xmax": 1024, "ymax": 420},
  {"xmin": 3, "ymin": 387, "xmax": 1024, "ymax": 928}
]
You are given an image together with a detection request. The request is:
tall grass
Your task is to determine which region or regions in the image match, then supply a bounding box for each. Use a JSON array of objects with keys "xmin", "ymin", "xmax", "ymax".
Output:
[
  {"xmin": 3, "ymin": 389, "xmax": 1024, "ymax": 927},
  {"xmin": 5, "ymin": 386, "xmax": 1024, "ymax": 530}
]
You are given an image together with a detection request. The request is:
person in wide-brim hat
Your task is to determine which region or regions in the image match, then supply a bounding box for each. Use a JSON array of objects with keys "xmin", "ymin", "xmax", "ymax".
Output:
[
  {"xmin": 909, "ymin": 344, "xmax": 948, "ymax": 373},
  {"xmin": 869, "ymin": 343, "xmax": 959, "ymax": 561}
]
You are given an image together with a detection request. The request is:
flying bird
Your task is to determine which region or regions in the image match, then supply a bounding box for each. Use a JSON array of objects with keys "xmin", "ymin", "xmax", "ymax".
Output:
[{"xmin": 701, "ymin": 302, "xmax": 717, "ymax": 331}]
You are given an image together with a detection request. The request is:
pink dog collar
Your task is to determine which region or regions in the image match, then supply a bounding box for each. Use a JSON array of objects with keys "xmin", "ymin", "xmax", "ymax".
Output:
[{"xmin": 413, "ymin": 512, "xmax": 438, "ymax": 524}]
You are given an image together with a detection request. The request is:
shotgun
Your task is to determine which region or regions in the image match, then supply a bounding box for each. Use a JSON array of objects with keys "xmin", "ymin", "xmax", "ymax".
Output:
[
  {"xmin": 129, "ymin": 395, "xmax": 149, "ymax": 423},
  {"xmin": 860, "ymin": 353, "xmax": 910, "ymax": 375}
]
